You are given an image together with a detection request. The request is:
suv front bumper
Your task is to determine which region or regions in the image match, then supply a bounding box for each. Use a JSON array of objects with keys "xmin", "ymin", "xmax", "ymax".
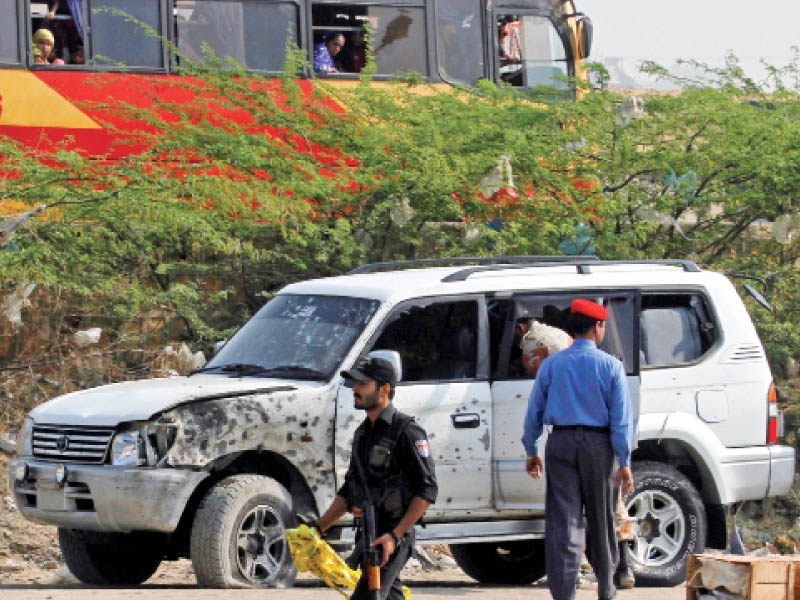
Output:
[{"xmin": 7, "ymin": 458, "xmax": 207, "ymax": 533}]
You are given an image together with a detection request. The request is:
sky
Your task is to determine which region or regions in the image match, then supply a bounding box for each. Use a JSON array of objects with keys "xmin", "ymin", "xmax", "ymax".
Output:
[{"xmin": 578, "ymin": 0, "xmax": 800, "ymax": 89}]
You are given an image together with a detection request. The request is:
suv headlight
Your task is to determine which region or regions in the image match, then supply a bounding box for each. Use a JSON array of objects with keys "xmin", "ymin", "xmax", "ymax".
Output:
[
  {"xmin": 111, "ymin": 431, "xmax": 144, "ymax": 466},
  {"xmin": 16, "ymin": 417, "xmax": 34, "ymax": 457}
]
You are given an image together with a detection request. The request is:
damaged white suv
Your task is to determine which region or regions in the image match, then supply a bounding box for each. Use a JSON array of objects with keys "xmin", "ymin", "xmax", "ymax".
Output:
[{"xmin": 8, "ymin": 257, "xmax": 795, "ymax": 588}]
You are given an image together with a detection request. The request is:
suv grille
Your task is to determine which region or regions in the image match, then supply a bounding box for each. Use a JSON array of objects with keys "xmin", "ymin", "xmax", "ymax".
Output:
[{"xmin": 32, "ymin": 425, "xmax": 115, "ymax": 464}]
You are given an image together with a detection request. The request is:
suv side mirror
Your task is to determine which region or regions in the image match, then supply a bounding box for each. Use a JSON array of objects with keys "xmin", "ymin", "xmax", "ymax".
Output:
[
  {"xmin": 578, "ymin": 16, "xmax": 593, "ymax": 59},
  {"xmin": 213, "ymin": 340, "xmax": 227, "ymax": 355},
  {"xmin": 367, "ymin": 349, "xmax": 403, "ymax": 383}
]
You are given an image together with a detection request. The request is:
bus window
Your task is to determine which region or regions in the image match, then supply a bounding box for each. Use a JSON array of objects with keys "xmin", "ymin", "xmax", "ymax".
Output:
[
  {"xmin": 1, "ymin": 0, "xmax": 20, "ymax": 63},
  {"xmin": 497, "ymin": 14, "xmax": 568, "ymax": 89},
  {"xmin": 311, "ymin": 3, "xmax": 426, "ymax": 77},
  {"xmin": 436, "ymin": 0, "xmax": 483, "ymax": 86},
  {"xmin": 175, "ymin": 0, "xmax": 298, "ymax": 72},
  {"xmin": 30, "ymin": 0, "xmax": 83, "ymax": 65},
  {"xmin": 89, "ymin": 0, "xmax": 163, "ymax": 68}
]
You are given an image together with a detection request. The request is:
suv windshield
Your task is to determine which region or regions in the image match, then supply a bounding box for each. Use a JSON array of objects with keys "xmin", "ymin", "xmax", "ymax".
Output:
[{"xmin": 203, "ymin": 294, "xmax": 380, "ymax": 379}]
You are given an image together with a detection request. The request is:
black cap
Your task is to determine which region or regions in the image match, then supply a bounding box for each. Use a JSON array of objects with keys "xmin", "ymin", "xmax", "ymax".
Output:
[{"xmin": 341, "ymin": 356, "xmax": 397, "ymax": 388}]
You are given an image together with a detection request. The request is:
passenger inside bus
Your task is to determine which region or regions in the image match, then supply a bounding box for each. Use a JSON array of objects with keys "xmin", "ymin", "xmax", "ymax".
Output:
[
  {"xmin": 498, "ymin": 15, "xmax": 522, "ymax": 85},
  {"xmin": 32, "ymin": 28, "xmax": 55, "ymax": 64},
  {"xmin": 340, "ymin": 28, "xmax": 366, "ymax": 73},
  {"xmin": 31, "ymin": 0, "xmax": 82, "ymax": 65},
  {"xmin": 314, "ymin": 32, "xmax": 345, "ymax": 74}
]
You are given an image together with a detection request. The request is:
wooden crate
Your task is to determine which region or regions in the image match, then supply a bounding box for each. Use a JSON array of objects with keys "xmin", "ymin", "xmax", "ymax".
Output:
[{"xmin": 686, "ymin": 554, "xmax": 800, "ymax": 600}]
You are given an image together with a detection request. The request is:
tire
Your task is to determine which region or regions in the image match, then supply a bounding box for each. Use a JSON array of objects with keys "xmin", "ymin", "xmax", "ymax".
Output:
[
  {"xmin": 190, "ymin": 474, "xmax": 297, "ymax": 588},
  {"xmin": 624, "ymin": 461, "xmax": 707, "ymax": 587},
  {"xmin": 450, "ymin": 539, "xmax": 546, "ymax": 584},
  {"xmin": 58, "ymin": 528, "xmax": 163, "ymax": 585}
]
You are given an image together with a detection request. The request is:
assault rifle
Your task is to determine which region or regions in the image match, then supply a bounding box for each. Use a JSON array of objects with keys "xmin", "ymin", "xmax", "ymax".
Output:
[{"xmin": 352, "ymin": 451, "xmax": 382, "ymax": 600}]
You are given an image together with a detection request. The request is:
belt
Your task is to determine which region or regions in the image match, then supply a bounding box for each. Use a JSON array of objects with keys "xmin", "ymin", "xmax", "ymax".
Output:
[{"xmin": 552, "ymin": 424, "xmax": 610, "ymax": 434}]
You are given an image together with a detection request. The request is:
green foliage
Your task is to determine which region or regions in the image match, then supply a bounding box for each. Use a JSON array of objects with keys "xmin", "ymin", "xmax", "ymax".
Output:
[{"xmin": 2, "ymin": 53, "xmax": 800, "ymax": 383}]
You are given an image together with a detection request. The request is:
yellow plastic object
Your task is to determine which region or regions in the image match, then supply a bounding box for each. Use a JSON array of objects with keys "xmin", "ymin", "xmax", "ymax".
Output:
[{"xmin": 285, "ymin": 524, "xmax": 411, "ymax": 599}]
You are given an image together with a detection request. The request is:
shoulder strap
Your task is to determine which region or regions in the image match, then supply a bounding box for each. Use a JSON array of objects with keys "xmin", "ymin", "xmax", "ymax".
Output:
[{"xmin": 391, "ymin": 412, "xmax": 415, "ymax": 447}]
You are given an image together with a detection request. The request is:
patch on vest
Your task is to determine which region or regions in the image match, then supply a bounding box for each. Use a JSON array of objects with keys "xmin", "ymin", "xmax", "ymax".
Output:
[{"xmin": 415, "ymin": 440, "xmax": 430, "ymax": 458}]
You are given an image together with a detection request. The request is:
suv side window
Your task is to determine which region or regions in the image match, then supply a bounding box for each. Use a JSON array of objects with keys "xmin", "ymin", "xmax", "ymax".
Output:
[
  {"xmin": 369, "ymin": 299, "xmax": 478, "ymax": 382},
  {"xmin": 490, "ymin": 292, "xmax": 637, "ymax": 379},
  {"xmin": 640, "ymin": 293, "xmax": 717, "ymax": 368}
]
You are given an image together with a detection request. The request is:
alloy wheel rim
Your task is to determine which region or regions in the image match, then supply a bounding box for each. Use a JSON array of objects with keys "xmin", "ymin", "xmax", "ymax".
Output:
[
  {"xmin": 235, "ymin": 504, "xmax": 287, "ymax": 583},
  {"xmin": 626, "ymin": 489, "xmax": 686, "ymax": 567}
]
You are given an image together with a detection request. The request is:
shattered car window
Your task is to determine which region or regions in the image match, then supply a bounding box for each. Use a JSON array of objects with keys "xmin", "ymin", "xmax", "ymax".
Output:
[{"xmin": 207, "ymin": 295, "xmax": 380, "ymax": 378}]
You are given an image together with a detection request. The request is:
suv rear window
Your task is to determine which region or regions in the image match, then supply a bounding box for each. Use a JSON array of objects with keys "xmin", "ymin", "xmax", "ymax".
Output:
[{"xmin": 640, "ymin": 293, "xmax": 717, "ymax": 368}]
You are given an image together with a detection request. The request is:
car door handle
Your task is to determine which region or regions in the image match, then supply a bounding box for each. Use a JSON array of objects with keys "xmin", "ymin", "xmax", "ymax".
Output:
[{"xmin": 451, "ymin": 413, "xmax": 480, "ymax": 429}]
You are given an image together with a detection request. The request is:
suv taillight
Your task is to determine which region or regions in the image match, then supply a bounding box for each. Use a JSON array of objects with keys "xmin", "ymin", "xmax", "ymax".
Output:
[{"xmin": 767, "ymin": 383, "xmax": 779, "ymax": 444}]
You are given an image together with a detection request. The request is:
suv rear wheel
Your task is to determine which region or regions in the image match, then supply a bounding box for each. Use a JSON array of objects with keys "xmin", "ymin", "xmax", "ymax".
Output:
[
  {"xmin": 190, "ymin": 474, "xmax": 297, "ymax": 588},
  {"xmin": 450, "ymin": 539, "xmax": 546, "ymax": 584},
  {"xmin": 625, "ymin": 461, "xmax": 707, "ymax": 586},
  {"xmin": 58, "ymin": 529, "xmax": 163, "ymax": 585}
]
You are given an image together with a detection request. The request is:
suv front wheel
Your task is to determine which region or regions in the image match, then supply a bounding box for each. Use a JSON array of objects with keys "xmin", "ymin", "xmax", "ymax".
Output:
[
  {"xmin": 625, "ymin": 461, "xmax": 707, "ymax": 587},
  {"xmin": 190, "ymin": 474, "xmax": 297, "ymax": 588}
]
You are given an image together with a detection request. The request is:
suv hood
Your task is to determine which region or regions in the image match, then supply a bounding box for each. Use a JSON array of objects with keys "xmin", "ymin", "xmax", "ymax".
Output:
[{"xmin": 30, "ymin": 375, "xmax": 310, "ymax": 426}]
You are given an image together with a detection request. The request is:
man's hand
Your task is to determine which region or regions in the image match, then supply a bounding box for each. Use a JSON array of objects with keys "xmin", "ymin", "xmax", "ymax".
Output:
[
  {"xmin": 525, "ymin": 455, "xmax": 543, "ymax": 479},
  {"xmin": 372, "ymin": 533, "xmax": 396, "ymax": 567},
  {"xmin": 617, "ymin": 466, "xmax": 634, "ymax": 496}
]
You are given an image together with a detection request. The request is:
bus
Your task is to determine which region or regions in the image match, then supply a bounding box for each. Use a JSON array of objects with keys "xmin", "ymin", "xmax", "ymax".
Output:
[{"xmin": 0, "ymin": 0, "xmax": 592, "ymax": 157}]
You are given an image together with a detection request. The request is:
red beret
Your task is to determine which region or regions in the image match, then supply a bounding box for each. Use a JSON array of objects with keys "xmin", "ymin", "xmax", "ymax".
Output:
[{"xmin": 570, "ymin": 298, "xmax": 608, "ymax": 320}]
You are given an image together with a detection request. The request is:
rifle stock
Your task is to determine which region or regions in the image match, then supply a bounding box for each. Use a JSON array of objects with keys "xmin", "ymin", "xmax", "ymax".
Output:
[{"xmin": 363, "ymin": 503, "xmax": 382, "ymax": 600}]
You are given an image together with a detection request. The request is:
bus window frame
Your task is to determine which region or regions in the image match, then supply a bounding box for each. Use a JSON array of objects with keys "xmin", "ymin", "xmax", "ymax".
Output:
[
  {"xmin": 2, "ymin": 0, "xmax": 24, "ymax": 66},
  {"xmin": 490, "ymin": 8, "xmax": 575, "ymax": 95},
  {"xmin": 307, "ymin": 0, "xmax": 432, "ymax": 81},
  {"xmin": 85, "ymin": 0, "xmax": 171, "ymax": 72},
  {"xmin": 433, "ymin": 0, "xmax": 486, "ymax": 87},
  {"xmin": 173, "ymin": 0, "xmax": 304, "ymax": 75},
  {"xmin": 24, "ymin": 0, "xmax": 171, "ymax": 71}
]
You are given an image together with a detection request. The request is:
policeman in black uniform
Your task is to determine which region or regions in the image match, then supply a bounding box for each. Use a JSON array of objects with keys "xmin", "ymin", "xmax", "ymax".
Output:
[{"xmin": 317, "ymin": 356, "xmax": 438, "ymax": 600}]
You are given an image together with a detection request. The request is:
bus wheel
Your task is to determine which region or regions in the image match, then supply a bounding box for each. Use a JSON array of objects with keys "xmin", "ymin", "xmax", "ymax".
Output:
[
  {"xmin": 626, "ymin": 461, "xmax": 707, "ymax": 587},
  {"xmin": 190, "ymin": 474, "xmax": 297, "ymax": 588}
]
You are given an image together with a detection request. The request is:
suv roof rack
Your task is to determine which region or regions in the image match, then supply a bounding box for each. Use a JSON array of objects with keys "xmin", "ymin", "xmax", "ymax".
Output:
[
  {"xmin": 348, "ymin": 255, "xmax": 599, "ymax": 275},
  {"xmin": 442, "ymin": 259, "xmax": 701, "ymax": 282}
]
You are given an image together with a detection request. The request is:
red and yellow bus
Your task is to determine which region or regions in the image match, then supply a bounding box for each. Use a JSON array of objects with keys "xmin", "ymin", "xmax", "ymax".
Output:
[{"xmin": 0, "ymin": 0, "xmax": 592, "ymax": 158}]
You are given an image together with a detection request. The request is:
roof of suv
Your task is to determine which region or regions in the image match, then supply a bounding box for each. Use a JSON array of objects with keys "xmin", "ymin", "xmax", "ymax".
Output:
[{"xmin": 281, "ymin": 260, "xmax": 727, "ymax": 304}]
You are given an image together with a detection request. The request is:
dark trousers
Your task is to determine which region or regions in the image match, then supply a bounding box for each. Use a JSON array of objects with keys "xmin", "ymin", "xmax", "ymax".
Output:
[
  {"xmin": 545, "ymin": 429, "xmax": 618, "ymax": 600},
  {"xmin": 351, "ymin": 537, "xmax": 411, "ymax": 600}
]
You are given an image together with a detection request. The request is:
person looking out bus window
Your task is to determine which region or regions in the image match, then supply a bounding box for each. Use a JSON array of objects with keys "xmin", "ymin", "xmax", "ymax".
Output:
[
  {"xmin": 314, "ymin": 32, "xmax": 345, "ymax": 73},
  {"xmin": 341, "ymin": 29, "xmax": 366, "ymax": 73},
  {"xmin": 69, "ymin": 44, "xmax": 84, "ymax": 65},
  {"xmin": 498, "ymin": 15, "xmax": 522, "ymax": 85},
  {"xmin": 33, "ymin": 29, "xmax": 55, "ymax": 64}
]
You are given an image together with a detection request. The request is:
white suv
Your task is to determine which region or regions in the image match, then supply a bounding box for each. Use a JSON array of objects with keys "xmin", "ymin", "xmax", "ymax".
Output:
[{"xmin": 8, "ymin": 258, "xmax": 794, "ymax": 588}]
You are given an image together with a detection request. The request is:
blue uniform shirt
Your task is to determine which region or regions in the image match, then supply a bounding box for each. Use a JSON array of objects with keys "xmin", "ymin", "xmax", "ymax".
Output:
[{"xmin": 521, "ymin": 338, "xmax": 633, "ymax": 466}]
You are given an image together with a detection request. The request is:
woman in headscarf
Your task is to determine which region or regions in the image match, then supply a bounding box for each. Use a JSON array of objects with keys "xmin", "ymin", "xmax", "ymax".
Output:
[{"xmin": 33, "ymin": 29, "xmax": 56, "ymax": 64}]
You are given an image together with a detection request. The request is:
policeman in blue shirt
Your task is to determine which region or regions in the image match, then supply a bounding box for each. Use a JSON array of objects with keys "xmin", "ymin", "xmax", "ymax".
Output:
[{"xmin": 522, "ymin": 298, "xmax": 633, "ymax": 600}]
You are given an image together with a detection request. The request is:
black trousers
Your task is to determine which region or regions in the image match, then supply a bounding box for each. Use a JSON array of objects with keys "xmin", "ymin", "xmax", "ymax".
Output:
[
  {"xmin": 351, "ymin": 537, "xmax": 411, "ymax": 600},
  {"xmin": 544, "ymin": 429, "xmax": 618, "ymax": 600}
]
